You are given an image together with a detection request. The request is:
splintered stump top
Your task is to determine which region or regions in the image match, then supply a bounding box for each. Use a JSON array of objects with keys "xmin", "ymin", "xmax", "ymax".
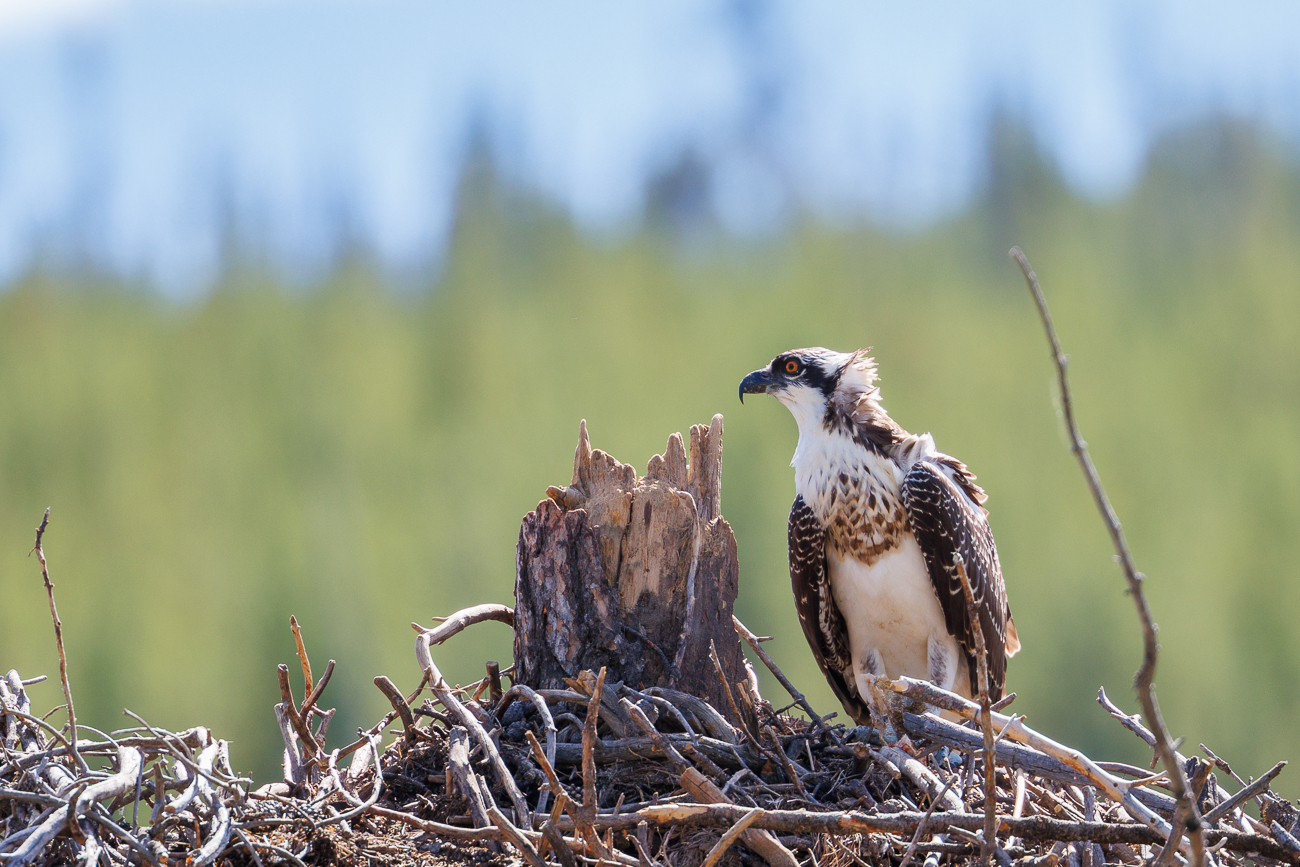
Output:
[{"xmin": 514, "ymin": 415, "xmax": 751, "ymax": 723}]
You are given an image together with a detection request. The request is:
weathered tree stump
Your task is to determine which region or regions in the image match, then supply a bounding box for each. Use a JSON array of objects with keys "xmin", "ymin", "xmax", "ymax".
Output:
[{"xmin": 514, "ymin": 415, "xmax": 751, "ymax": 723}]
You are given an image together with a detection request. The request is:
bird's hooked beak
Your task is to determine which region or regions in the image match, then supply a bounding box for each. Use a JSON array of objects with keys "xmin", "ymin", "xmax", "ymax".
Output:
[{"xmin": 739, "ymin": 368, "xmax": 775, "ymax": 404}]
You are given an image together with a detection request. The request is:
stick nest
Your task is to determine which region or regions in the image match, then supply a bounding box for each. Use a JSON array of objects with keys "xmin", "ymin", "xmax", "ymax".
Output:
[{"xmin": 2, "ymin": 610, "xmax": 1296, "ymax": 867}]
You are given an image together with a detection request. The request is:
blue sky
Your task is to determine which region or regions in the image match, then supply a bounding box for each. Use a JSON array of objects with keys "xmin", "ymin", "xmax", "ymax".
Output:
[{"xmin": 0, "ymin": 0, "xmax": 1298, "ymax": 293}]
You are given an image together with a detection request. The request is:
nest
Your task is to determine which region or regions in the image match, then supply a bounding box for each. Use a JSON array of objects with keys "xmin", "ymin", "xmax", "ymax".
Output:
[{"xmin": 2, "ymin": 600, "xmax": 1296, "ymax": 867}]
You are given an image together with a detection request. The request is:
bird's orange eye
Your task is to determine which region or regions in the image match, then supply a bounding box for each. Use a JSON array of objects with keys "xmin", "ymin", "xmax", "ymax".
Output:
[{"xmin": 785, "ymin": 359, "xmax": 800, "ymax": 374}]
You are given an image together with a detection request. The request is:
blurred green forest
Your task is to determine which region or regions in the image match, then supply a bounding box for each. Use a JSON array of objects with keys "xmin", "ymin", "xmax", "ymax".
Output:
[{"xmin": 1, "ymin": 122, "xmax": 1298, "ymax": 792}]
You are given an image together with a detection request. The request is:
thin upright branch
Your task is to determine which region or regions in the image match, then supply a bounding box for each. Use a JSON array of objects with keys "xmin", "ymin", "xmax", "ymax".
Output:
[
  {"xmin": 733, "ymin": 616, "xmax": 838, "ymax": 742},
  {"xmin": 29, "ymin": 509, "xmax": 85, "ymax": 775},
  {"xmin": 1011, "ymin": 247, "xmax": 1203, "ymax": 867},
  {"xmin": 289, "ymin": 616, "xmax": 313, "ymax": 699}
]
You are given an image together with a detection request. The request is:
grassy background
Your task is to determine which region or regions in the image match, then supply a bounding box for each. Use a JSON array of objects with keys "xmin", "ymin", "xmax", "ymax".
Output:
[{"xmin": 0, "ymin": 122, "xmax": 1298, "ymax": 792}]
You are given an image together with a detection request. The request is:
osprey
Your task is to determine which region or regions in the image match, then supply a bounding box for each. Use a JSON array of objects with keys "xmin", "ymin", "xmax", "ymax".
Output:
[{"xmin": 740, "ymin": 347, "xmax": 1019, "ymax": 725}]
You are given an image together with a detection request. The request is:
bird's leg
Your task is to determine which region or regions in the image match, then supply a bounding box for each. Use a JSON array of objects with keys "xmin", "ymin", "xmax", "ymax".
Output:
[
  {"xmin": 926, "ymin": 634, "xmax": 960, "ymax": 694},
  {"xmin": 854, "ymin": 650, "xmax": 901, "ymax": 742}
]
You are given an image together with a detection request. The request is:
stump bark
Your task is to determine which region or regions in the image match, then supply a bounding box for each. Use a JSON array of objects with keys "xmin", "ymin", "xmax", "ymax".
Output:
[{"xmin": 514, "ymin": 415, "xmax": 751, "ymax": 723}]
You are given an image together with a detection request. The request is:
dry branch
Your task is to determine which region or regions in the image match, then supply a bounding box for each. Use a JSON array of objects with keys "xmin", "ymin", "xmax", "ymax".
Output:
[
  {"xmin": 1012, "ymin": 247, "xmax": 1204, "ymax": 866},
  {"xmin": 29, "ymin": 509, "xmax": 84, "ymax": 776}
]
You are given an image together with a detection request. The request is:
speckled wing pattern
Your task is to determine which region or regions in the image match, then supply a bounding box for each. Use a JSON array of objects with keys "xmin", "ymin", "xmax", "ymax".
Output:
[
  {"xmin": 901, "ymin": 459, "xmax": 1011, "ymax": 700},
  {"xmin": 788, "ymin": 495, "xmax": 870, "ymax": 725}
]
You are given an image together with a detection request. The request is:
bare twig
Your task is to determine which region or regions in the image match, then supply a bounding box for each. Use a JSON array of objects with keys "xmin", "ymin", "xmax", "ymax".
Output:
[
  {"xmin": 299, "ymin": 659, "xmax": 335, "ymax": 718},
  {"xmin": 1012, "ymin": 246, "xmax": 1202, "ymax": 866},
  {"xmin": 900, "ymin": 774, "xmax": 959, "ymax": 867},
  {"xmin": 700, "ymin": 806, "xmax": 764, "ymax": 867},
  {"xmin": 289, "ymin": 615, "xmax": 313, "ymax": 699},
  {"xmin": 733, "ymin": 616, "xmax": 837, "ymax": 742},
  {"xmin": 373, "ymin": 676, "xmax": 416, "ymax": 744},
  {"xmin": 29, "ymin": 509, "xmax": 85, "ymax": 775}
]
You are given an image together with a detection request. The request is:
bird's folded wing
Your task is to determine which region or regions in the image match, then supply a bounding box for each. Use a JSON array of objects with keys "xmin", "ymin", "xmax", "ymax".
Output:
[
  {"xmin": 900, "ymin": 459, "xmax": 1013, "ymax": 700},
  {"xmin": 788, "ymin": 495, "xmax": 870, "ymax": 726}
]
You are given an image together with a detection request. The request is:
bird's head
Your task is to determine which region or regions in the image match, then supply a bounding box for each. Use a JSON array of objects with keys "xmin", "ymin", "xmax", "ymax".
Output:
[{"xmin": 739, "ymin": 347, "xmax": 881, "ymax": 433}]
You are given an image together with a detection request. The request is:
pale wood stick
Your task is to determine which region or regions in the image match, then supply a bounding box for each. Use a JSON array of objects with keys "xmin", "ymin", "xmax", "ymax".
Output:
[
  {"xmin": 412, "ymin": 603, "xmax": 515, "ymax": 643},
  {"xmin": 489, "ymin": 806, "xmax": 546, "ymax": 867},
  {"xmin": 679, "ymin": 767, "xmax": 799, "ymax": 867},
  {"xmin": 448, "ymin": 727, "xmax": 492, "ymax": 831},
  {"xmin": 886, "ymin": 676, "xmax": 1174, "ymax": 841},
  {"xmin": 700, "ymin": 807, "xmax": 764, "ymax": 867},
  {"xmin": 415, "ymin": 629, "xmax": 530, "ymax": 827},
  {"xmin": 900, "ymin": 774, "xmax": 959, "ymax": 867}
]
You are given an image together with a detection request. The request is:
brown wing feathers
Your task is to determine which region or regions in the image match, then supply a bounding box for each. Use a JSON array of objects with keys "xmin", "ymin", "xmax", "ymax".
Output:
[
  {"xmin": 901, "ymin": 460, "xmax": 1012, "ymax": 700},
  {"xmin": 788, "ymin": 495, "xmax": 870, "ymax": 725}
]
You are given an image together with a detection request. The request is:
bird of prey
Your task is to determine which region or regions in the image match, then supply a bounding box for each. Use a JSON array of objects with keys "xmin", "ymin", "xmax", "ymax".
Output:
[{"xmin": 740, "ymin": 347, "xmax": 1018, "ymax": 726}]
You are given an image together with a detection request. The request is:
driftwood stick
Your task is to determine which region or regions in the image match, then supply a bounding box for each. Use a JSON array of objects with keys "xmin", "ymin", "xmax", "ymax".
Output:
[
  {"xmin": 525, "ymin": 728, "xmax": 569, "ymax": 817},
  {"xmin": 621, "ymin": 699, "xmax": 689, "ymax": 770},
  {"xmin": 317, "ymin": 735, "xmax": 383, "ymax": 829},
  {"xmin": 29, "ymin": 509, "xmax": 85, "ymax": 775},
  {"xmin": 679, "ymin": 767, "xmax": 799, "ymax": 867},
  {"xmin": 413, "ymin": 603, "xmax": 515, "ymax": 644},
  {"xmin": 489, "ymin": 806, "xmax": 546, "ymax": 867},
  {"xmin": 880, "ymin": 741, "xmax": 964, "ymax": 813},
  {"xmin": 1012, "ymin": 246, "xmax": 1202, "ymax": 867},
  {"xmin": 190, "ymin": 799, "xmax": 232, "ymax": 867},
  {"xmin": 166, "ymin": 736, "xmax": 217, "ymax": 814},
  {"xmin": 274, "ymin": 704, "xmax": 303, "ymax": 785},
  {"xmin": 87, "ymin": 808, "xmax": 164, "ymax": 867},
  {"xmin": 276, "ymin": 665, "xmax": 318, "ymax": 761},
  {"xmin": 955, "ymin": 554, "xmax": 998, "ymax": 866},
  {"xmin": 542, "ymin": 819, "xmax": 580, "ymax": 867},
  {"xmin": 1273, "ymin": 823, "xmax": 1300, "ymax": 858},
  {"xmin": 4, "ymin": 746, "xmax": 143, "ymax": 867},
  {"xmin": 449, "ymin": 727, "xmax": 492, "ymax": 831},
  {"xmin": 888, "ymin": 677, "xmax": 1172, "ymax": 839},
  {"xmin": 1201, "ymin": 762, "xmax": 1286, "ymax": 825},
  {"xmin": 900, "ymin": 774, "xmax": 959, "ymax": 867},
  {"xmin": 701, "ymin": 806, "xmax": 764, "ymax": 867},
  {"xmin": 340, "ymin": 673, "xmax": 429, "ymax": 768},
  {"xmin": 415, "ymin": 630, "xmax": 530, "ymax": 827}
]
